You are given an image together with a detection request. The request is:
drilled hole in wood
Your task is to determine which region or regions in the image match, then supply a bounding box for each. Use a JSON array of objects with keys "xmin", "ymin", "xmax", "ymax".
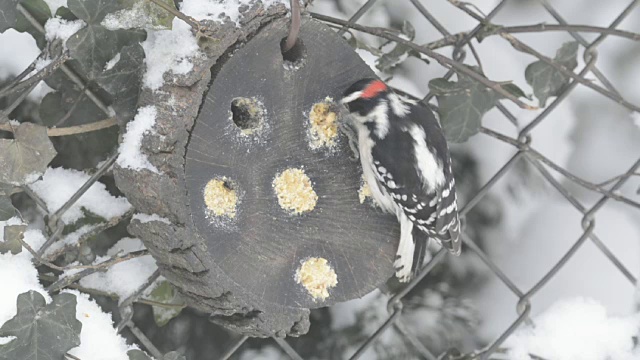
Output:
[
  {"xmin": 280, "ymin": 37, "xmax": 306, "ymax": 69},
  {"xmin": 230, "ymin": 97, "xmax": 264, "ymax": 135}
]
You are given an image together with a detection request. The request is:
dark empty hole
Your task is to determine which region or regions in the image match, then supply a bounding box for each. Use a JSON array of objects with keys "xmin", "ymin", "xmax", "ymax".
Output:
[
  {"xmin": 230, "ymin": 97, "xmax": 264, "ymax": 133},
  {"xmin": 280, "ymin": 37, "xmax": 306, "ymax": 66}
]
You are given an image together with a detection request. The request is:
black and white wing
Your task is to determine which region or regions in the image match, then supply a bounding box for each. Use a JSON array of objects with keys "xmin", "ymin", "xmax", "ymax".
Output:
[{"xmin": 371, "ymin": 102, "xmax": 461, "ymax": 256}]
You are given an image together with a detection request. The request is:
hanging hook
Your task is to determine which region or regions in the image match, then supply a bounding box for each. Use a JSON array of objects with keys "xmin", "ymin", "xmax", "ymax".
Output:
[{"xmin": 283, "ymin": 0, "xmax": 301, "ymax": 52}]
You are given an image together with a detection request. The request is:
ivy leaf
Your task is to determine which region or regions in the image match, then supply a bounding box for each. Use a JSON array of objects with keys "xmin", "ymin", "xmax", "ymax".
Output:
[
  {"xmin": 525, "ymin": 41, "xmax": 579, "ymax": 107},
  {"xmin": 0, "ymin": 0, "xmax": 20, "ymax": 32},
  {"xmin": 429, "ymin": 67, "xmax": 528, "ymax": 142},
  {"xmin": 0, "ymin": 291, "xmax": 81, "ymax": 359},
  {"xmin": 0, "ymin": 195, "xmax": 16, "ymax": 221},
  {"xmin": 95, "ymin": 43, "xmax": 145, "ymax": 123},
  {"xmin": 502, "ymin": 83, "xmax": 531, "ymax": 100},
  {"xmin": 67, "ymin": 0, "xmax": 122, "ymax": 24},
  {"xmin": 429, "ymin": 69, "xmax": 500, "ymax": 143},
  {"xmin": 14, "ymin": 0, "xmax": 51, "ymax": 48},
  {"xmin": 127, "ymin": 349, "xmax": 153, "ymax": 360},
  {"xmin": 0, "ymin": 224, "xmax": 26, "ymax": 255},
  {"xmin": 0, "ymin": 123, "xmax": 57, "ymax": 186},
  {"xmin": 147, "ymin": 280, "xmax": 185, "ymax": 327},
  {"xmin": 66, "ymin": 24, "xmax": 119, "ymax": 79}
]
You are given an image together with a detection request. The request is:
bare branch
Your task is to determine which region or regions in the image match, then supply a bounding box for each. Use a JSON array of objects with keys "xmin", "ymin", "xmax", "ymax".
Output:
[
  {"xmin": 0, "ymin": 117, "xmax": 118, "ymax": 136},
  {"xmin": 310, "ymin": 12, "xmax": 537, "ymax": 110},
  {"xmin": 479, "ymin": 126, "xmax": 640, "ymax": 209}
]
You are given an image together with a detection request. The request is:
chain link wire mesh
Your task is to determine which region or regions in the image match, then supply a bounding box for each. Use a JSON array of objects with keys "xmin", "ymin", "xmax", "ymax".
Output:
[{"xmin": 2, "ymin": 0, "xmax": 639, "ymax": 359}]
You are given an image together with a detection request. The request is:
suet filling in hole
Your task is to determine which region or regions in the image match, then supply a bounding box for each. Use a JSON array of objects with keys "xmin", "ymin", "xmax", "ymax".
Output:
[
  {"xmin": 230, "ymin": 97, "xmax": 264, "ymax": 135},
  {"xmin": 295, "ymin": 257, "xmax": 337, "ymax": 301},
  {"xmin": 273, "ymin": 168, "xmax": 318, "ymax": 215},
  {"xmin": 280, "ymin": 37, "xmax": 306, "ymax": 69},
  {"xmin": 358, "ymin": 176, "xmax": 373, "ymax": 204},
  {"xmin": 204, "ymin": 178, "xmax": 237, "ymax": 218},
  {"xmin": 309, "ymin": 98, "xmax": 339, "ymax": 149}
]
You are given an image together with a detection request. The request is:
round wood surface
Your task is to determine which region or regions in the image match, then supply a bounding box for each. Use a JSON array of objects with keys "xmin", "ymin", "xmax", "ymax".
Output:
[{"xmin": 185, "ymin": 17, "xmax": 398, "ymax": 309}]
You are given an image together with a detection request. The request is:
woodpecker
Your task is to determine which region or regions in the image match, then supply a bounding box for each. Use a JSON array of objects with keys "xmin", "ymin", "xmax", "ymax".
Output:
[{"xmin": 341, "ymin": 78, "xmax": 461, "ymax": 282}]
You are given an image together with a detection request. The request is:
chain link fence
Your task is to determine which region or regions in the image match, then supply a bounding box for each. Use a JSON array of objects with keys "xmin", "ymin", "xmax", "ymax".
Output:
[{"xmin": 2, "ymin": 0, "xmax": 639, "ymax": 359}]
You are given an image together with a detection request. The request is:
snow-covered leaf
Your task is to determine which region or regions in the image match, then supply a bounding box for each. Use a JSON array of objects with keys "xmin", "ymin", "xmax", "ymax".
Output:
[
  {"xmin": 0, "ymin": 0, "xmax": 20, "ymax": 32},
  {"xmin": 114, "ymin": 0, "xmax": 177, "ymax": 30},
  {"xmin": 429, "ymin": 68, "xmax": 500, "ymax": 143},
  {"xmin": 127, "ymin": 349, "xmax": 153, "ymax": 360},
  {"xmin": 95, "ymin": 43, "xmax": 145, "ymax": 122},
  {"xmin": 0, "ymin": 291, "xmax": 81, "ymax": 359},
  {"xmin": 0, "ymin": 224, "xmax": 26, "ymax": 255},
  {"xmin": 525, "ymin": 41, "xmax": 579, "ymax": 107},
  {"xmin": 147, "ymin": 280, "xmax": 184, "ymax": 327},
  {"xmin": 0, "ymin": 123, "xmax": 57, "ymax": 186}
]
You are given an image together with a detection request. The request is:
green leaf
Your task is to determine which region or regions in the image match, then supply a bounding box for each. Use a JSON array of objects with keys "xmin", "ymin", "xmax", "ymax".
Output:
[
  {"xmin": 502, "ymin": 83, "xmax": 530, "ymax": 100},
  {"xmin": 429, "ymin": 68, "xmax": 500, "ymax": 143},
  {"xmin": 164, "ymin": 351, "xmax": 186, "ymax": 360},
  {"xmin": 127, "ymin": 349, "xmax": 153, "ymax": 360},
  {"xmin": 67, "ymin": 0, "xmax": 122, "ymax": 24},
  {"xmin": 429, "ymin": 67, "xmax": 528, "ymax": 142},
  {"xmin": 0, "ymin": 123, "xmax": 57, "ymax": 186},
  {"xmin": 0, "ymin": 291, "xmax": 81, "ymax": 360},
  {"xmin": 525, "ymin": 41, "xmax": 579, "ymax": 107},
  {"xmin": 0, "ymin": 0, "xmax": 20, "ymax": 32},
  {"xmin": 66, "ymin": 24, "xmax": 119, "ymax": 79},
  {"xmin": 55, "ymin": 6, "xmax": 78, "ymax": 20},
  {"xmin": 0, "ymin": 224, "xmax": 26, "ymax": 255},
  {"xmin": 147, "ymin": 280, "xmax": 184, "ymax": 327},
  {"xmin": 14, "ymin": 0, "xmax": 51, "ymax": 48},
  {"xmin": 95, "ymin": 43, "xmax": 145, "ymax": 123},
  {"xmin": 0, "ymin": 195, "xmax": 16, "ymax": 221}
]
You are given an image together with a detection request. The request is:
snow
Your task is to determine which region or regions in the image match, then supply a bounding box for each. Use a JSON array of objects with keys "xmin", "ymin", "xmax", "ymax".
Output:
[
  {"xmin": 77, "ymin": 238, "xmax": 157, "ymax": 301},
  {"xmin": 43, "ymin": 0, "xmax": 68, "ymax": 15},
  {"xmin": 106, "ymin": 0, "xmax": 288, "ymax": 90},
  {"xmin": 0, "ymin": 218, "xmax": 49, "ymax": 345},
  {"xmin": 43, "ymin": 224, "xmax": 99, "ymax": 258},
  {"xmin": 180, "ymin": 0, "xmax": 288, "ymax": 25},
  {"xmin": 44, "ymin": 17, "xmax": 86, "ymax": 44},
  {"xmin": 116, "ymin": 105, "xmax": 160, "ymax": 173},
  {"xmin": 29, "ymin": 167, "xmax": 132, "ymax": 224},
  {"xmin": 102, "ymin": 0, "xmax": 166, "ymax": 31},
  {"xmin": 140, "ymin": 20, "xmax": 200, "ymax": 90},
  {"xmin": 504, "ymin": 297, "xmax": 640, "ymax": 360},
  {"xmin": 64, "ymin": 290, "xmax": 140, "ymax": 360},
  {"xmin": 132, "ymin": 213, "xmax": 171, "ymax": 224},
  {"xmin": 104, "ymin": 52, "xmax": 121, "ymax": 71},
  {"xmin": 632, "ymin": 112, "xmax": 640, "ymax": 129},
  {"xmin": 0, "ymin": 29, "xmax": 53, "ymax": 101}
]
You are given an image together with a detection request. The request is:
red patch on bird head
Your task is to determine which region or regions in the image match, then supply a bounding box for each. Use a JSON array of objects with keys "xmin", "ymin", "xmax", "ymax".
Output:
[{"xmin": 361, "ymin": 80, "xmax": 388, "ymax": 99}]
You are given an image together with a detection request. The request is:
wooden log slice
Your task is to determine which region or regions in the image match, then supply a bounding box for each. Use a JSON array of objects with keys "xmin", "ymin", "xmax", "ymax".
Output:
[{"xmin": 185, "ymin": 17, "xmax": 398, "ymax": 309}]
